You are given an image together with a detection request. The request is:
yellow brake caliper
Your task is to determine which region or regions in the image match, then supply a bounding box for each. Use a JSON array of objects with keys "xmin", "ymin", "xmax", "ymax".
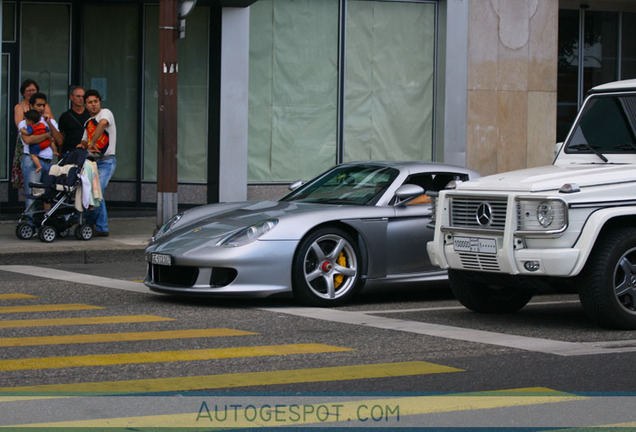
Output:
[{"xmin": 334, "ymin": 252, "xmax": 347, "ymax": 288}]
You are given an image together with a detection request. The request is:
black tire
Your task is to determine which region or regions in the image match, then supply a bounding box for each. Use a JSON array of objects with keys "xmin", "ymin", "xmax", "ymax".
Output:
[
  {"xmin": 578, "ymin": 227, "xmax": 636, "ymax": 329},
  {"xmin": 449, "ymin": 269, "xmax": 534, "ymax": 313},
  {"xmin": 39, "ymin": 226, "xmax": 57, "ymax": 243},
  {"xmin": 15, "ymin": 223, "xmax": 34, "ymax": 240},
  {"xmin": 292, "ymin": 227, "xmax": 364, "ymax": 306},
  {"xmin": 75, "ymin": 224, "xmax": 93, "ymax": 241}
]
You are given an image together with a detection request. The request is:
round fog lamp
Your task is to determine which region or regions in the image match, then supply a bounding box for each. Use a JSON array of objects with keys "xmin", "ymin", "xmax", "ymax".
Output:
[{"xmin": 524, "ymin": 261, "xmax": 541, "ymax": 272}]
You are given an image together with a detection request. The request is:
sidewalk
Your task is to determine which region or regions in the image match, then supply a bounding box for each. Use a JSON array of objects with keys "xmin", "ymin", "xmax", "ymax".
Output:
[{"xmin": 0, "ymin": 216, "xmax": 157, "ymax": 265}]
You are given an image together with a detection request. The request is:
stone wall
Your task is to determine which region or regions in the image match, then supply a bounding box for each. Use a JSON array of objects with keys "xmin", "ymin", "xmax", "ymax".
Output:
[{"xmin": 467, "ymin": 0, "xmax": 558, "ymax": 176}]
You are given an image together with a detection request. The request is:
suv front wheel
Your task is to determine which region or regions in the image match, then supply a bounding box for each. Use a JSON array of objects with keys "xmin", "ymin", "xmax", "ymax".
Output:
[
  {"xmin": 578, "ymin": 227, "xmax": 636, "ymax": 329},
  {"xmin": 449, "ymin": 269, "xmax": 534, "ymax": 314}
]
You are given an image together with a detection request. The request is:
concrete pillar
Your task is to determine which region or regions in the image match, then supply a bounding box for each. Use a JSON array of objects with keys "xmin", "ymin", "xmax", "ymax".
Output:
[
  {"xmin": 218, "ymin": 7, "xmax": 250, "ymax": 202},
  {"xmin": 466, "ymin": 0, "xmax": 558, "ymax": 176}
]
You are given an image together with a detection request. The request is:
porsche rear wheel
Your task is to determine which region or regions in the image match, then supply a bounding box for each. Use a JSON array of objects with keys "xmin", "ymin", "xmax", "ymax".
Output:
[{"xmin": 292, "ymin": 227, "xmax": 364, "ymax": 306}]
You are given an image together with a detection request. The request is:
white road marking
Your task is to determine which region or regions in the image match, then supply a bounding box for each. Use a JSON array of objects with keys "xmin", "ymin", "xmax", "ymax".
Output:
[
  {"xmin": 0, "ymin": 265, "xmax": 151, "ymax": 294},
  {"xmin": 1, "ymin": 265, "xmax": 635, "ymax": 356},
  {"xmin": 260, "ymin": 306, "xmax": 636, "ymax": 357},
  {"xmin": 358, "ymin": 300, "xmax": 582, "ymax": 314}
]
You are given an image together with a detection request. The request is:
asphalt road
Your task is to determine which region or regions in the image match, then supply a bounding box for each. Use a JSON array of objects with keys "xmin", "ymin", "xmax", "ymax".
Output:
[{"xmin": 0, "ymin": 261, "xmax": 635, "ymax": 429}]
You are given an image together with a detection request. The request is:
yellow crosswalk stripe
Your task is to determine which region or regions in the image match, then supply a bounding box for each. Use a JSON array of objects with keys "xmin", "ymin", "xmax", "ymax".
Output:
[
  {"xmin": 6, "ymin": 387, "xmax": 585, "ymax": 428},
  {"xmin": 0, "ymin": 315, "xmax": 174, "ymax": 328},
  {"xmin": 0, "ymin": 303, "xmax": 104, "ymax": 313},
  {"xmin": 0, "ymin": 344, "xmax": 354, "ymax": 372},
  {"xmin": 0, "ymin": 361, "xmax": 461, "ymax": 393},
  {"xmin": 0, "ymin": 294, "xmax": 38, "ymax": 301},
  {"xmin": 0, "ymin": 328, "xmax": 259, "ymax": 347}
]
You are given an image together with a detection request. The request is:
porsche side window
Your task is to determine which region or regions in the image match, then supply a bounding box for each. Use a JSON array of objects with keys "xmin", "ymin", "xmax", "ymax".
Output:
[{"xmin": 391, "ymin": 172, "xmax": 468, "ymax": 206}]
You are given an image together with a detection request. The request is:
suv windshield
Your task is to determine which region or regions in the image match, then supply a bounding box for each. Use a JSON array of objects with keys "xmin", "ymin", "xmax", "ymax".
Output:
[
  {"xmin": 281, "ymin": 165, "xmax": 399, "ymax": 206},
  {"xmin": 566, "ymin": 95, "xmax": 636, "ymax": 155}
]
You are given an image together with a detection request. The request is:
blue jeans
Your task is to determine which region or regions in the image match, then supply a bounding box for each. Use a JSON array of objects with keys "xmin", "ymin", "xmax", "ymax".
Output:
[
  {"xmin": 21, "ymin": 154, "xmax": 51, "ymax": 211},
  {"xmin": 86, "ymin": 157, "xmax": 116, "ymax": 232}
]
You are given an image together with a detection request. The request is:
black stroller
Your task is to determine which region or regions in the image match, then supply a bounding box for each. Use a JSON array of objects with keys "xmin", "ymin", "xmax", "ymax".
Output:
[{"xmin": 15, "ymin": 148, "xmax": 95, "ymax": 242}]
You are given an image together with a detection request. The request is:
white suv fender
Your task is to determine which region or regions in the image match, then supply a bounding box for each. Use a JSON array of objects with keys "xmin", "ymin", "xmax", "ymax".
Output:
[{"xmin": 570, "ymin": 205, "xmax": 636, "ymax": 275}]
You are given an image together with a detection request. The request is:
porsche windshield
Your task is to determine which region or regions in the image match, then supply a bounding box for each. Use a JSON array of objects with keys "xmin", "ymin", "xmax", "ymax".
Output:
[
  {"xmin": 565, "ymin": 94, "xmax": 636, "ymax": 156},
  {"xmin": 282, "ymin": 165, "xmax": 399, "ymax": 205}
]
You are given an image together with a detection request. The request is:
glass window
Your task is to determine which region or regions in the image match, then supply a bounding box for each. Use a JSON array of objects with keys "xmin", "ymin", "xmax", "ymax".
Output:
[
  {"xmin": 83, "ymin": 4, "xmax": 139, "ymax": 181},
  {"xmin": 248, "ymin": 0, "xmax": 339, "ymax": 182},
  {"xmin": 143, "ymin": 6, "xmax": 210, "ymax": 183},
  {"xmin": 566, "ymin": 95, "xmax": 636, "ymax": 153},
  {"xmin": 281, "ymin": 163, "xmax": 398, "ymax": 206},
  {"xmin": 622, "ymin": 13, "xmax": 636, "ymax": 79},
  {"xmin": 1, "ymin": 55, "xmax": 7, "ymax": 180},
  {"xmin": 2, "ymin": 2, "xmax": 15, "ymax": 42},
  {"xmin": 557, "ymin": 9, "xmax": 622, "ymax": 142},
  {"xmin": 21, "ymin": 3, "xmax": 70, "ymax": 117},
  {"xmin": 582, "ymin": 11, "xmax": 618, "ymax": 92},
  {"xmin": 557, "ymin": 9, "xmax": 579, "ymax": 141},
  {"xmin": 344, "ymin": 1, "xmax": 435, "ymax": 162}
]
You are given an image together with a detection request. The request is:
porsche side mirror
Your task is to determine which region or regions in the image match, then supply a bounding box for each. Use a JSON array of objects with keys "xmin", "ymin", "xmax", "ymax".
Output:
[
  {"xmin": 288, "ymin": 180, "xmax": 303, "ymax": 191},
  {"xmin": 394, "ymin": 184, "xmax": 425, "ymax": 206}
]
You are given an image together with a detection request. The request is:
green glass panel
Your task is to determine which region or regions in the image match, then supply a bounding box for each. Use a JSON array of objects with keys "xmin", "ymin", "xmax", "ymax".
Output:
[
  {"xmin": 248, "ymin": 0, "xmax": 339, "ymax": 182},
  {"xmin": 344, "ymin": 0, "xmax": 435, "ymax": 163},
  {"xmin": 21, "ymin": 3, "xmax": 69, "ymax": 117},
  {"xmin": 83, "ymin": 4, "xmax": 139, "ymax": 181}
]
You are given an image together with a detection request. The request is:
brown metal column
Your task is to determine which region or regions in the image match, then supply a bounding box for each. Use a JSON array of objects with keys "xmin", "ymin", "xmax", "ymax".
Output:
[{"xmin": 157, "ymin": 0, "xmax": 179, "ymax": 228}]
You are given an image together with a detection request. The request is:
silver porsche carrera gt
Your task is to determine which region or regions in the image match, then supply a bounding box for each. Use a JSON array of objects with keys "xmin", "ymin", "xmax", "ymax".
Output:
[{"xmin": 145, "ymin": 161, "xmax": 479, "ymax": 306}]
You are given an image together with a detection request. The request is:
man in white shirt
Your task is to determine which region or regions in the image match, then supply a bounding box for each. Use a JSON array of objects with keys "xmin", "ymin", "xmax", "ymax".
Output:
[
  {"xmin": 19, "ymin": 92, "xmax": 63, "ymax": 210},
  {"xmin": 79, "ymin": 89, "xmax": 117, "ymax": 237}
]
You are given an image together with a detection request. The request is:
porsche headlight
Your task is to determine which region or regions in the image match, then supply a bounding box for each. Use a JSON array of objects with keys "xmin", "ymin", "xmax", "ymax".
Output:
[
  {"xmin": 517, "ymin": 198, "xmax": 567, "ymax": 233},
  {"xmin": 151, "ymin": 213, "xmax": 183, "ymax": 242},
  {"xmin": 219, "ymin": 219, "xmax": 278, "ymax": 247}
]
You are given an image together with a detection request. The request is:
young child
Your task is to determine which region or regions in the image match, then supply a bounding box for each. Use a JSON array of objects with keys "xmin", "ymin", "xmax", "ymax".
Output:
[{"xmin": 20, "ymin": 109, "xmax": 58, "ymax": 173}]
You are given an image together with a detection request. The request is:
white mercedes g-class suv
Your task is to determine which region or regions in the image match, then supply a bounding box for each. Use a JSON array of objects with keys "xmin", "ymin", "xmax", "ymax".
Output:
[{"xmin": 427, "ymin": 79, "xmax": 636, "ymax": 329}]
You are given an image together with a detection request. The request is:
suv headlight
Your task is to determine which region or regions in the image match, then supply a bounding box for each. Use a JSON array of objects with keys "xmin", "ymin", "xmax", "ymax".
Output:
[{"xmin": 517, "ymin": 198, "xmax": 567, "ymax": 233}]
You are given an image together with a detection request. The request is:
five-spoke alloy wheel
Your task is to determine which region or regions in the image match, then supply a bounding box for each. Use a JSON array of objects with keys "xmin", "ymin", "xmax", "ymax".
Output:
[{"xmin": 292, "ymin": 227, "xmax": 364, "ymax": 306}]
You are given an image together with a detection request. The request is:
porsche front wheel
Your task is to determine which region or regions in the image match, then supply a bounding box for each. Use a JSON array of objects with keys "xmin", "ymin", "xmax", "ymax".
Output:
[{"xmin": 292, "ymin": 228, "xmax": 364, "ymax": 306}]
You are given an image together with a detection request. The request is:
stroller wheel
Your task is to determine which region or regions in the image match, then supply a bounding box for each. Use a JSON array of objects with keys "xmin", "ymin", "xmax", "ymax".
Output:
[
  {"xmin": 75, "ymin": 224, "xmax": 93, "ymax": 241},
  {"xmin": 39, "ymin": 226, "xmax": 57, "ymax": 243},
  {"xmin": 15, "ymin": 223, "xmax": 35, "ymax": 240}
]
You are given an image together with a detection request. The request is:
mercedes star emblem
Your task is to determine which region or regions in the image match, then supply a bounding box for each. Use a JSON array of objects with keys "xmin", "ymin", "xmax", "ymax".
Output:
[{"xmin": 476, "ymin": 202, "xmax": 493, "ymax": 226}]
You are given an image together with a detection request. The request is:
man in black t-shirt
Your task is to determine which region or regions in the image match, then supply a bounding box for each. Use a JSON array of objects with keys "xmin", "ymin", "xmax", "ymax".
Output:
[{"xmin": 58, "ymin": 86, "xmax": 91, "ymax": 156}]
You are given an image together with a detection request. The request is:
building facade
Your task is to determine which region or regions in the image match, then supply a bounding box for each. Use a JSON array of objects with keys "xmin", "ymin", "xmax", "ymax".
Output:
[{"xmin": 1, "ymin": 0, "xmax": 635, "ymax": 214}]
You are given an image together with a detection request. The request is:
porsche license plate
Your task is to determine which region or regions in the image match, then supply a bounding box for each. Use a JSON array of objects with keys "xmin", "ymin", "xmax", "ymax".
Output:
[
  {"xmin": 151, "ymin": 253, "xmax": 172, "ymax": 266},
  {"xmin": 453, "ymin": 236, "xmax": 497, "ymax": 254}
]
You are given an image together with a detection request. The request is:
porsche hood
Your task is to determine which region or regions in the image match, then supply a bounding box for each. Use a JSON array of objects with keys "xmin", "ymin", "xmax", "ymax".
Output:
[{"xmin": 149, "ymin": 200, "xmax": 378, "ymax": 251}]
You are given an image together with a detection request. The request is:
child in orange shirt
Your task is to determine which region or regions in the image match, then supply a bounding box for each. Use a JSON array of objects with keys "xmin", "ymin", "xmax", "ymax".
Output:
[{"xmin": 20, "ymin": 109, "xmax": 58, "ymax": 173}]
